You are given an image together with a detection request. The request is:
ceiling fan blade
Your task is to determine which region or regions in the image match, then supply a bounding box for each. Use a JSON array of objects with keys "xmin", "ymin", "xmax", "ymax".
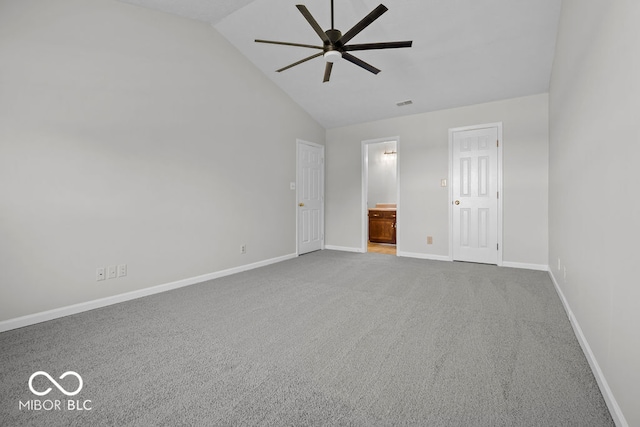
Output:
[
  {"xmin": 323, "ymin": 62, "xmax": 333, "ymax": 83},
  {"xmin": 344, "ymin": 41, "xmax": 412, "ymax": 51},
  {"xmin": 277, "ymin": 52, "xmax": 324, "ymax": 72},
  {"xmin": 342, "ymin": 52, "xmax": 381, "ymax": 75},
  {"xmin": 338, "ymin": 4, "xmax": 388, "ymax": 46},
  {"xmin": 296, "ymin": 5, "xmax": 330, "ymax": 44},
  {"xmin": 255, "ymin": 39, "xmax": 324, "ymax": 50}
]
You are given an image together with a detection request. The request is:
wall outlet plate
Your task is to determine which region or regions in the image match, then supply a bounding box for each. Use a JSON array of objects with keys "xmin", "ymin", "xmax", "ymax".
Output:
[{"xmin": 117, "ymin": 264, "xmax": 127, "ymax": 277}]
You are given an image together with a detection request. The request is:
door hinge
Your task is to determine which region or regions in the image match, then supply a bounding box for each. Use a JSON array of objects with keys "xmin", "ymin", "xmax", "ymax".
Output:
[
  {"xmin": 497, "ymin": 244, "xmax": 499, "ymax": 250},
  {"xmin": 497, "ymin": 191, "xmax": 499, "ymax": 199},
  {"xmin": 497, "ymin": 140, "xmax": 499, "ymax": 147}
]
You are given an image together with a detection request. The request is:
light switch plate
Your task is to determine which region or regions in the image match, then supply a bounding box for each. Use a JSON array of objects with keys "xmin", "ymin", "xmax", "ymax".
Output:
[
  {"xmin": 117, "ymin": 264, "xmax": 127, "ymax": 277},
  {"xmin": 107, "ymin": 265, "xmax": 117, "ymax": 279}
]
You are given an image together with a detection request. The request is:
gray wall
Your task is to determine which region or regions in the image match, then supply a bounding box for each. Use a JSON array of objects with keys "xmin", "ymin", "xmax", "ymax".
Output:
[
  {"xmin": 549, "ymin": 0, "xmax": 640, "ymax": 424},
  {"xmin": 0, "ymin": 0, "xmax": 324, "ymax": 321},
  {"xmin": 326, "ymin": 94, "xmax": 549, "ymax": 267}
]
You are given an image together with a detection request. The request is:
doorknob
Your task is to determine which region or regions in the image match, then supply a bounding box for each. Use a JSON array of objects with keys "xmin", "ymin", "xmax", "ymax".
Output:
[
  {"xmin": 454, "ymin": 200, "xmax": 460, "ymax": 205},
  {"xmin": 299, "ymin": 202, "xmax": 305, "ymax": 207}
]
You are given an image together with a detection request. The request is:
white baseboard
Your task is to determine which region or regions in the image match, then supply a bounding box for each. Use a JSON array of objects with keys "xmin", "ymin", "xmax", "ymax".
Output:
[
  {"xmin": 548, "ymin": 271, "xmax": 628, "ymax": 427},
  {"xmin": 0, "ymin": 253, "xmax": 297, "ymax": 334},
  {"xmin": 397, "ymin": 251, "xmax": 450, "ymax": 262},
  {"xmin": 502, "ymin": 261, "xmax": 549, "ymax": 271},
  {"xmin": 324, "ymin": 245, "xmax": 364, "ymax": 253}
]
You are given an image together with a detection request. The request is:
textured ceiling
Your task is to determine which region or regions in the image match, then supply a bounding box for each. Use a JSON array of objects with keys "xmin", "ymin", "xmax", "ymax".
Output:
[{"xmin": 118, "ymin": 0, "xmax": 562, "ymax": 128}]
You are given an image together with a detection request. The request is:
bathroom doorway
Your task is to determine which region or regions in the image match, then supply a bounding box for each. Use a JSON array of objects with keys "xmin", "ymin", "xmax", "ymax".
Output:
[{"xmin": 362, "ymin": 137, "xmax": 399, "ymax": 255}]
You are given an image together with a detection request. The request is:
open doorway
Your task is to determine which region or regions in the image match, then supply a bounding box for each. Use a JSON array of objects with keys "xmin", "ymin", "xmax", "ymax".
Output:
[{"xmin": 362, "ymin": 137, "xmax": 399, "ymax": 255}]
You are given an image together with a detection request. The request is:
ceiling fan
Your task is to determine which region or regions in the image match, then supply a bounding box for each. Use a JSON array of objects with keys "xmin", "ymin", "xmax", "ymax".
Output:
[{"xmin": 255, "ymin": 0, "xmax": 412, "ymax": 82}]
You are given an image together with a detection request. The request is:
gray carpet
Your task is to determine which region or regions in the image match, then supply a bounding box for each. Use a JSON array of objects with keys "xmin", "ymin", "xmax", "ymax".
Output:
[{"xmin": 0, "ymin": 250, "xmax": 613, "ymax": 426}]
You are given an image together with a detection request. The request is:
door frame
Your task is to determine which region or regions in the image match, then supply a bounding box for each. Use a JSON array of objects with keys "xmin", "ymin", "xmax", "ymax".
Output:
[
  {"xmin": 296, "ymin": 139, "xmax": 325, "ymax": 255},
  {"xmin": 361, "ymin": 136, "xmax": 400, "ymax": 253},
  {"xmin": 448, "ymin": 123, "xmax": 503, "ymax": 265}
]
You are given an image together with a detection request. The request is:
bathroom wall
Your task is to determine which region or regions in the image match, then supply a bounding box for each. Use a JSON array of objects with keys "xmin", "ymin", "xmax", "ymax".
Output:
[{"xmin": 367, "ymin": 141, "xmax": 397, "ymax": 208}]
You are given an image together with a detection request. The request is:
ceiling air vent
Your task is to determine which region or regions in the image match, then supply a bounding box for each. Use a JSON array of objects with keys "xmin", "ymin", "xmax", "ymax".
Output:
[{"xmin": 396, "ymin": 99, "xmax": 413, "ymax": 107}]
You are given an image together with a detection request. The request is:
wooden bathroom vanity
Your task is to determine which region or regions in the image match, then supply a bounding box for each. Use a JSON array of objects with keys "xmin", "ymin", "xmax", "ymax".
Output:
[{"xmin": 368, "ymin": 203, "xmax": 396, "ymax": 244}]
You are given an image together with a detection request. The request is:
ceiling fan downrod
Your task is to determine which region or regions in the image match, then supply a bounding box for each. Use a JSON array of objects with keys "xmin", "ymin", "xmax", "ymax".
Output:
[{"xmin": 331, "ymin": 0, "xmax": 334, "ymax": 30}]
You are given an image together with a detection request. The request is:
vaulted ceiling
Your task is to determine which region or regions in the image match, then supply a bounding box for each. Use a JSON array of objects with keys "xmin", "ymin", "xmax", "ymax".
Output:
[{"xmin": 118, "ymin": 0, "xmax": 562, "ymax": 128}]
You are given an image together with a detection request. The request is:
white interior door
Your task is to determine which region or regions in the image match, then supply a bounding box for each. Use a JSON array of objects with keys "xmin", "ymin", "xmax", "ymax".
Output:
[
  {"xmin": 451, "ymin": 126, "xmax": 500, "ymax": 264},
  {"xmin": 297, "ymin": 141, "xmax": 324, "ymax": 255}
]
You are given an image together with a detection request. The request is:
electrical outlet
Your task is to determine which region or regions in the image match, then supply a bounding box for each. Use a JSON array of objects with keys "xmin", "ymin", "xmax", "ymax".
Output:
[
  {"xmin": 117, "ymin": 264, "xmax": 127, "ymax": 277},
  {"xmin": 427, "ymin": 236, "xmax": 433, "ymax": 244},
  {"xmin": 107, "ymin": 265, "xmax": 117, "ymax": 279},
  {"xmin": 96, "ymin": 268, "xmax": 105, "ymax": 281},
  {"xmin": 240, "ymin": 244, "xmax": 247, "ymax": 254}
]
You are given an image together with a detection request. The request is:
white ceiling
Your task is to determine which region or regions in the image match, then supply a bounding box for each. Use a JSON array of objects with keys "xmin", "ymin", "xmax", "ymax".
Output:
[{"xmin": 118, "ymin": 0, "xmax": 562, "ymax": 128}]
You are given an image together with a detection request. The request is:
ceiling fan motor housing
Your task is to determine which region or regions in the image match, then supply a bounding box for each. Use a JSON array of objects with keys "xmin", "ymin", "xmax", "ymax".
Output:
[{"xmin": 325, "ymin": 29, "xmax": 343, "ymax": 47}]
